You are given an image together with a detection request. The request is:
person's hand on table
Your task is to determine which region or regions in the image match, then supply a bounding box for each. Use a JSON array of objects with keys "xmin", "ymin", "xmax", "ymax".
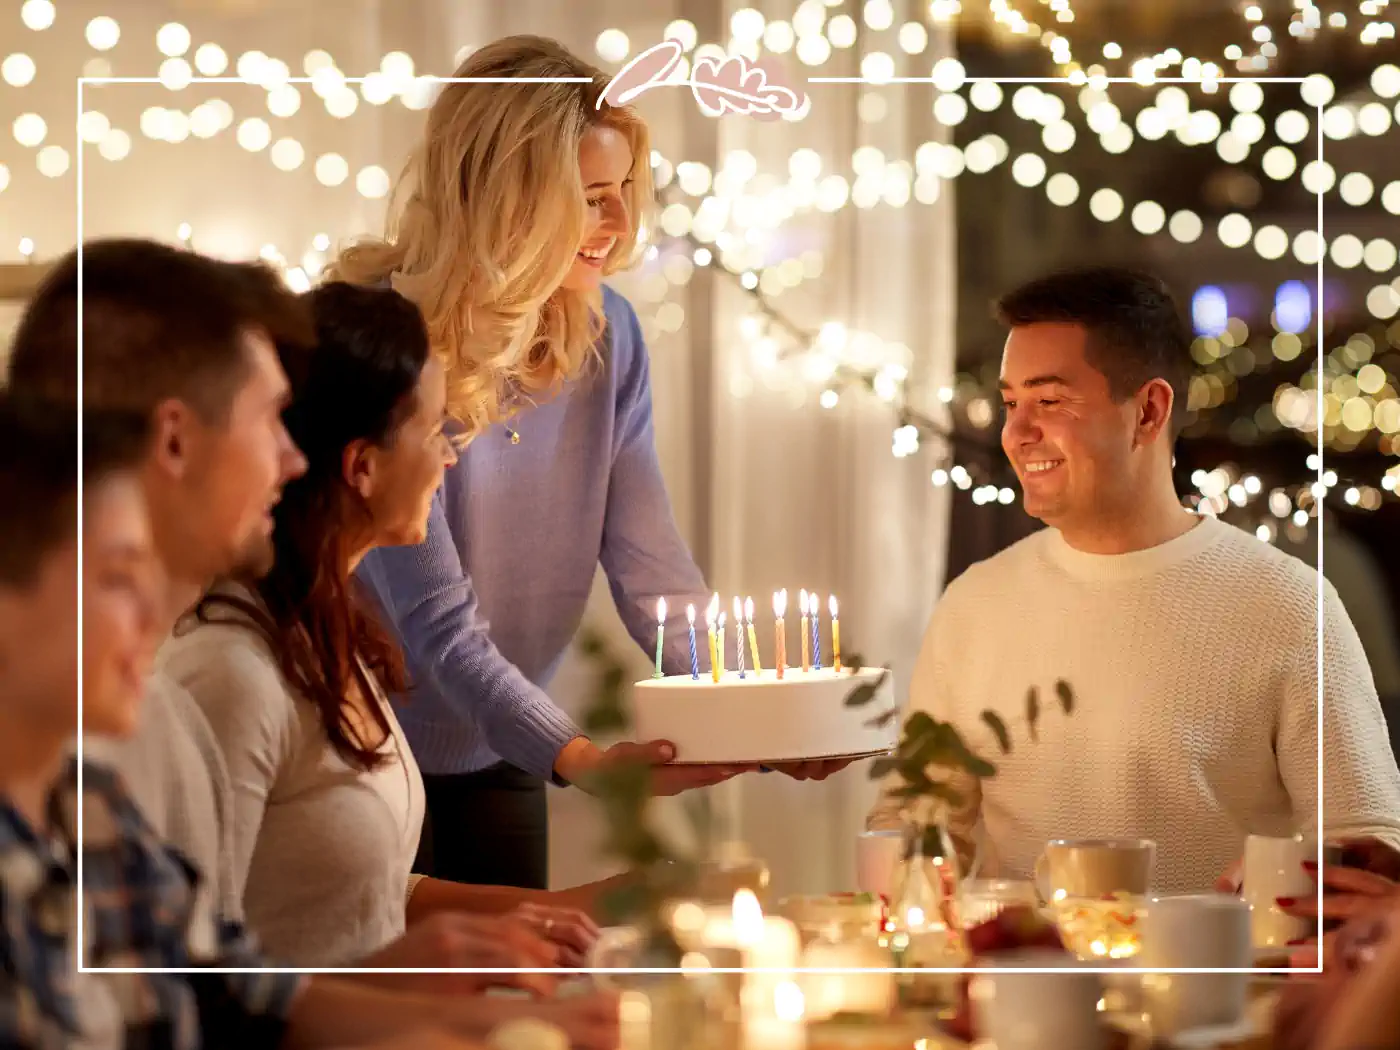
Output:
[
  {"xmin": 1275, "ymin": 838, "xmax": 1400, "ymax": 963},
  {"xmin": 513, "ymin": 902, "xmax": 600, "ymax": 967},
  {"xmin": 555, "ymin": 736, "xmax": 757, "ymax": 797},
  {"xmin": 359, "ymin": 912, "xmax": 561, "ymax": 996}
]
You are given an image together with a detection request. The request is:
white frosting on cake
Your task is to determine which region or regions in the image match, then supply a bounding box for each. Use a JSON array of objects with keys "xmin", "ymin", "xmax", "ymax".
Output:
[{"xmin": 632, "ymin": 667, "xmax": 898, "ymax": 764}]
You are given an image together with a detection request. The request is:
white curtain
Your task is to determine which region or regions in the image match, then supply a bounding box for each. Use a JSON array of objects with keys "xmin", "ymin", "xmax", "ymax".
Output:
[{"xmin": 0, "ymin": 0, "xmax": 955, "ymax": 898}]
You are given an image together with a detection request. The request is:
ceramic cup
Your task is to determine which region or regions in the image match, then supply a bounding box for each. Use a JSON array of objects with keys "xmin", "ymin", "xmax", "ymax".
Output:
[
  {"xmin": 1242, "ymin": 834, "xmax": 1314, "ymax": 949},
  {"xmin": 1138, "ymin": 894, "xmax": 1252, "ymax": 1037},
  {"xmin": 968, "ymin": 950, "xmax": 1105, "ymax": 1050}
]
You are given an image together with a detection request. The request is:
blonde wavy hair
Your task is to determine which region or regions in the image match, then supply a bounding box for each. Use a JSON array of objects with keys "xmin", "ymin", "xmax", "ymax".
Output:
[{"xmin": 329, "ymin": 36, "xmax": 653, "ymax": 431}]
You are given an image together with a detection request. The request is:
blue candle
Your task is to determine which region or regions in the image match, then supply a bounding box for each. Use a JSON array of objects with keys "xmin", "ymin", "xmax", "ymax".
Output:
[
  {"xmin": 809, "ymin": 590, "xmax": 822, "ymax": 669},
  {"xmin": 686, "ymin": 603, "xmax": 699, "ymax": 680}
]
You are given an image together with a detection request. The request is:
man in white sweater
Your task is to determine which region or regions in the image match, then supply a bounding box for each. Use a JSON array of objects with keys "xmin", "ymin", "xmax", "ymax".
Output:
[{"xmin": 870, "ymin": 267, "xmax": 1400, "ymax": 894}]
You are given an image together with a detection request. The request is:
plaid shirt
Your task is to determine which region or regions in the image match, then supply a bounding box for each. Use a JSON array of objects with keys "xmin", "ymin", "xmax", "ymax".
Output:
[{"xmin": 1, "ymin": 759, "xmax": 305, "ymax": 1049}]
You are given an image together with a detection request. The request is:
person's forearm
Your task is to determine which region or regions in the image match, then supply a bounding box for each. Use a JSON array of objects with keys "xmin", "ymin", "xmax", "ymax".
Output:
[
  {"xmin": 406, "ymin": 877, "xmax": 549, "ymax": 923},
  {"xmin": 406, "ymin": 872, "xmax": 636, "ymax": 925},
  {"xmin": 280, "ymin": 976, "xmax": 532, "ymax": 1049}
]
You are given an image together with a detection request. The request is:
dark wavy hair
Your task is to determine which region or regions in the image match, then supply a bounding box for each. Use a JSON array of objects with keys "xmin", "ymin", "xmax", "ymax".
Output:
[{"xmin": 192, "ymin": 282, "xmax": 431, "ymax": 770}]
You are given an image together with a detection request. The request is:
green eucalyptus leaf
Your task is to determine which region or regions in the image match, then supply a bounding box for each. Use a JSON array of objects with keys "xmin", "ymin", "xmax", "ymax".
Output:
[
  {"xmin": 1055, "ymin": 679, "xmax": 1075, "ymax": 715},
  {"xmin": 980, "ymin": 710, "xmax": 1012, "ymax": 754},
  {"xmin": 1026, "ymin": 686, "xmax": 1040, "ymax": 742},
  {"xmin": 869, "ymin": 757, "xmax": 900, "ymax": 778},
  {"xmin": 843, "ymin": 683, "xmax": 879, "ymax": 708},
  {"xmin": 867, "ymin": 708, "xmax": 898, "ymax": 729}
]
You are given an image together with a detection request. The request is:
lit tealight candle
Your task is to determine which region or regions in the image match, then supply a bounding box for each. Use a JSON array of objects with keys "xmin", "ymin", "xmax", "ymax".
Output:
[
  {"xmin": 707, "ymin": 592, "xmax": 721, "ymax": 683},
  {"xmin": 686, "ymin": 603, "xmax": 699, "ymax": 680},
  {"xmin": 829, "ymin": 595, "xmax": 841, "ymax": 671},
  {"xmin": 733, "ymin": 597, "xmax": 746, "ymax": 679},
  {"xmin": 745, "ymin": 597, "xmax": 762, "ymax": 674},
  {"xmin": 799, "ymin": 589, "xmax": 811, "ymax": 673},
  {"xmin": 653, "ymin": 597, "xmax": 666, "ymax": 680},
  {"xmin": 774, "ymin": 590, "xmax": 788, "ymax": 680}
]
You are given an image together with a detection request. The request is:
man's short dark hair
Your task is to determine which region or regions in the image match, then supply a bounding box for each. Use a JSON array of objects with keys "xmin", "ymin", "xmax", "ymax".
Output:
[
  {"xmin": 995, "ymin": 267, "xmax": 1192, "ymax": 433},
  {"xmin": 7, "ymin": 238, "xmax": 314, "ymax": 419},
  {"xmin": 0, "ymin": 394, "xmax": 152, "ymax": 587}
]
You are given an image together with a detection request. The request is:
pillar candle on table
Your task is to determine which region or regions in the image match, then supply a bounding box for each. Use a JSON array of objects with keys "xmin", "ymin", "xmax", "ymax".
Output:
[
  {"xmin": 686, "ymin": 603, "xmax": 699, "ymax": 680},
  {"xmin": 653, "ymin": 597, "xmax": 666, "ymax": 679},
  {"xmin": 733, "ymin": 597, "xmax": 746, "ymax": 679},
  {"xmin": 799, "ymin": 589, "xmax": 810, "ymax": 672},
  {"xmin": 773, "ymin": 590, "xmax": 787, "ymax": 680},
  {"xmin": 707, "ymin": 592, "xmax": 721, "ymax": 683},
  {"xmin": 694, "ymin": 892, "xmax": 805, "ymax": 1050},
  {"xmin": 829, "ymin": 595, "xmax": 841, "ymax": 671},
  {"xmin": 745, "ymin": 597, "xmax": 762, "ymax": 674},
  {"xmin": 809, "ymin": 590, "xmax": 821, "ymax": 670}
]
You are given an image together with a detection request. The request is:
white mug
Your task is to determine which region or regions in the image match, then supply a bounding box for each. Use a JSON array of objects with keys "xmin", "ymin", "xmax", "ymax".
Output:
[
  {"xmin": 968, "ymin": 950, "xmax": 1104, "ymax": 1050},
  {"xmin": 855, "ymin": 830, "xmax": 904, "ymax": 898},
  {"xmin": 1138, "ymin": 894, "xmax": 1251, "ymax": 1037},
  {"xmin": 1242, "ymin": 834, "xmax": 1314, "ymax": 949},
  {"xmin": 1034, "ymin": 838, "xmax": 1155, "ymax": 903}
]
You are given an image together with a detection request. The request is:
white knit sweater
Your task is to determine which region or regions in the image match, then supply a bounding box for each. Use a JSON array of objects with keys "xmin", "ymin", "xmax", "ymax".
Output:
[{"xmin": 870, "ymin": 515, "xmax": 1400, "ymax": 894}]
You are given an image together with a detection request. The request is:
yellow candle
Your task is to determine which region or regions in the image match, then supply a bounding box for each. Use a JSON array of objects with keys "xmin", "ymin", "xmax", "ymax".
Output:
[
  {"xmin": 799, "ymin": 589, "xmax": 810, "ymax": 673},
  {"xmin": 745, "ymin": 596, "xmax": 762, "ymax": 674},
  {"xmin": 829, "ymin": 594, "xmax": 841, "ymax": 671},
  {"xmin": 773, "ymin": 590, "xmax": 787, "ymax": 680},
  {"xmin": 707, "ymin": 592, "xmax": 721, "ymax": 683}
]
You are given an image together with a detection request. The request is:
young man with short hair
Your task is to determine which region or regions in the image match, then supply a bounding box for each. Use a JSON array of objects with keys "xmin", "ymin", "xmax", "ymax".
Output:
[{"xmin": 870, "ymin": 266, "xmax": 1400, "ymax": 894}]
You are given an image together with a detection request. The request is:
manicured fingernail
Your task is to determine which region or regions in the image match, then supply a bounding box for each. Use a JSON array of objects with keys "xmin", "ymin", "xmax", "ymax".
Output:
[
  {"xmin": 1287, "ymin": 938, "xmax": 1306, "ymax": 946},
  {"xmin": 660, "ymin": 744, "xmax": 676, "ymax": 760},
  {"xmin": 1302, "ymin": 861, "xmax": 1317, "ymax": 872},
  {"xmin": 1276, "ymin": 897, "xmax": 1296, "ymax": 907}
]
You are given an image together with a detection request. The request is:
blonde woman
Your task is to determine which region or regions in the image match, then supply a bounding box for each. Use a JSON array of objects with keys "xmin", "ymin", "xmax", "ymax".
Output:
[{"xmin": 337, "ymin": 36, "xmax": 849, "ymax": 890}]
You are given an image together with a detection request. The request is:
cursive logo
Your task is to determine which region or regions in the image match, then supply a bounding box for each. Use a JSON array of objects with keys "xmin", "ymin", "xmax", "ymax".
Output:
[{"xmin": 599, "ymin": 38, "xmax": 808, "ymax": 122}]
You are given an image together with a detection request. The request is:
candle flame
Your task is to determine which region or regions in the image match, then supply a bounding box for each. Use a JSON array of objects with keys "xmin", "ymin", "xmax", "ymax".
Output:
[
  {"xmin": 706, "ymin": 592, "xmax": 720, "ymax": 626},
  {"xmin": 732, "ymin": 888, "xmax": 764, "ymax": 945},
  {"xmin": 799, "ymin": 588, "xmax": 808, "ymax": 614},
  {"xmin": 774, "ymin": 589, "xmax": 787, "ymax": 618},
  {"xmin": 744, "ymin": 596, "xmax": 754, "ymax": 623},
  {"xmin": 733, "ymin": 595, "xmax": 743, "ymax": 622},
  {"xmin": 810, "ymin": 589, "xmax": 819, "ymax": 616},
  {"xmin": 657, "ymin": 596, "xmax": 667, "ymax": 624},
  {"xmin": 829, "ymin": 594, "xmax": 838, "ymax": 618},
  {"xmin": 687, "ymin": 603, "xmax": 696, "ymax": 625}
]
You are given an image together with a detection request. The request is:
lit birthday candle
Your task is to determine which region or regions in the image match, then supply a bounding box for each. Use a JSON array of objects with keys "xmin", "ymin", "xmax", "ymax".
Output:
[
  {"xmin": 809, "ymin": 589, "xmax": 822, "ymax": 670},
  {"xmin": 686, "ymin": 603, "xmax": 699, "ymax": 680},
  {"xmin": 745, "ymin": 597, "xmax": 762, "ymax": 674},
  {"xmin": 653, "ymin": 597, "xmax": 667, "ymax": 679},
  {"xmin": 707, "ymin": 592, "xmax": 721, "ymax": 683},
  {"xmin": 774, "ymin": 590, "xmax": 788, "ymax": 680},
  {"xmin": 717, "ymin": 611, "xmax": 727, "ymax": 679},
  {"xmin": 799, "ymin": 589, "xmax": 811, "ymax": 673},
  {"xmin": 733, "ymin": 597, "xmax": 746, "ymax": 679},
  {"xmin": 829, "ymin": 595, "xmax": 841, "ymax": 671}
]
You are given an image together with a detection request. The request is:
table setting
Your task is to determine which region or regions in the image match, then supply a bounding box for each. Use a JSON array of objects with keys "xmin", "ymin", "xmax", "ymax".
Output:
[{"xmin": 578, "ymin": 826, "xmax": 1347, "ymax": 1050}]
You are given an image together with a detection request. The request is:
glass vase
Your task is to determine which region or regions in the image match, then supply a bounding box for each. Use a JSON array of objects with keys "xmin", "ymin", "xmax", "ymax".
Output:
[{"xmin": 887, "ymin": 818, "xmax": 967, "ymax": 1007}]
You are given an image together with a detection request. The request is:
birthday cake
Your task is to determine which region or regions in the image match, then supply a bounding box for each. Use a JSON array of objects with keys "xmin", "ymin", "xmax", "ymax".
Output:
[
  {"xmin": 631, "ymin": 590, "xmax": 898, "ymax": 764},
  {"xmin": 632, "ymin": 666, "xmax": 897, "ymax": 764}
]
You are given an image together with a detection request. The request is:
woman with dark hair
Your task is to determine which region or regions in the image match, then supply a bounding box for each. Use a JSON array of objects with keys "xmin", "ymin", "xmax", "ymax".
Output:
[{"xmin": 158, "ymin": 283, "xmax": 596, "ymax": 975}]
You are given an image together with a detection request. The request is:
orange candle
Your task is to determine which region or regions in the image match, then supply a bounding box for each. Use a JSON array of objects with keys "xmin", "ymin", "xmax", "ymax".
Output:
[{"xmin": 773, "ymin": 589, "xmax": 788, "ymax": 680}]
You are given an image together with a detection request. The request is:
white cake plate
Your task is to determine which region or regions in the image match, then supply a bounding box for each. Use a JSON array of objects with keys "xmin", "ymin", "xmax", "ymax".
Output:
[{"xmin": 665, "ymin": 746, "xmax": 893, "ymax": 767}]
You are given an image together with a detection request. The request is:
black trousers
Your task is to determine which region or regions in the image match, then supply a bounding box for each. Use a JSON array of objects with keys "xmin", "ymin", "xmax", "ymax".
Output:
[{"xmin": 415, "ymin": 762, "xmax": 549, "ymax": 889}]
